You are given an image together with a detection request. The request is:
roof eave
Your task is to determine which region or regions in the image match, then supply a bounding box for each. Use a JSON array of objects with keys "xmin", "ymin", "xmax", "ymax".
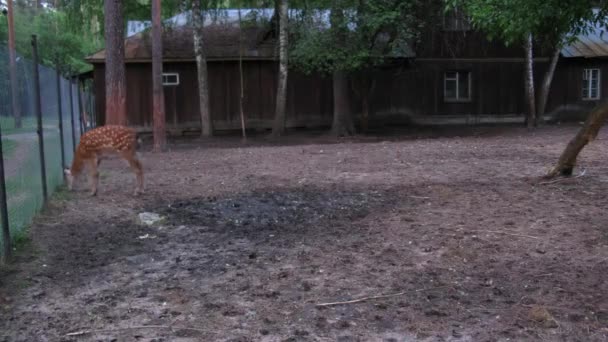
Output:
[{"xmin": 87, "ymin": 56, "xmax": 277, "ymax": 64}]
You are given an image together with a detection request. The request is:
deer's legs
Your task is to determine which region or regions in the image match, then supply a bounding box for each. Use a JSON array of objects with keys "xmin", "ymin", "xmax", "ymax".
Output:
[
  {"xmin": 88, "ymin": 156, "xmax": 99, "ymax": 196},
  {"xmin": 123, "ymin": 152, "xmax": 144, "ymax": 195}
]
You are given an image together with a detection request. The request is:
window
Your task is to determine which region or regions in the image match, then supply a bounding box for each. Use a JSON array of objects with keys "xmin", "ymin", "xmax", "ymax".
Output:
[
  {"xmin": 162, "ymin": 73, "xmax": 179, "ymax": 86},
  {"xmin": 443, "ymin": 9, "xmax": 471, "ymax": 31},
  {"xmin": 582, "ymin": 69, "xmax": 600, "ymax": 100},
  {"xmin": 444, "ymin": 71, "xmax": 471, "ymax": 102}
]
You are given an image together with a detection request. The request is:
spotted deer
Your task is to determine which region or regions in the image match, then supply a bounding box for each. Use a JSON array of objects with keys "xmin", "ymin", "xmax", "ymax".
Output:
[{"xmin": 64, "ymin": 125, "xmax": 144, "ymax": 196}]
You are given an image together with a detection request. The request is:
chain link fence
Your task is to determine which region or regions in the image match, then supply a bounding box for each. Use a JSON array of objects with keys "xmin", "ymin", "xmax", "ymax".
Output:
[{"xmin": 0, "ymin": 42, "xmax": 93, "ymax": 259}]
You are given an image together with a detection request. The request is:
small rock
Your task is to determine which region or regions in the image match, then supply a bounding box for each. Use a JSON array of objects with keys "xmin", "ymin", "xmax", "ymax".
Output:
[
  {"xmin": 136, "ymin": 212, "xmax": 166, "ymax": 226},
  {"xmin": 529, "ymin": 306, "xmax": 558, "ymax": 328},
  {"xmin": 32, "ymin": 291, "xmax": 46, "ymax": 299},
  {"xmin": 425, "ymin": 309, "xmax": 448, "ymax": 317}
]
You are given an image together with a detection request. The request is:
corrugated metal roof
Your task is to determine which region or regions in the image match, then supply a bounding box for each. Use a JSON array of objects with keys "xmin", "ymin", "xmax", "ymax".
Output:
[{"xmin": 562, "ymin": 13, "xmax": 608, "ymax": 58}]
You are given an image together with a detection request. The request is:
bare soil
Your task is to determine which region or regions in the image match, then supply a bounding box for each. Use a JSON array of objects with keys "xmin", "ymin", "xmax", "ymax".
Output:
[{"xmin": 1, "ymin": 125, "xmax": 608, "ymax": 342}]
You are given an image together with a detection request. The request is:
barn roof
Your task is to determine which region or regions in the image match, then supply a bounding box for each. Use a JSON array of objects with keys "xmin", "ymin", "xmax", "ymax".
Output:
[
  {"xmin": 86, "ymin": 8, "xmax": 415, "ymax": 64},
  {"xmin": 561, "ymin": 10, "xmax": 608, "ymax": 58},
  {"xmin": 561, "ymin": 28, "xmax": 608, "ymax": 58},
  {"xmin": 86, "ymin": 24, "xmax": 276, "ymax": 63}
]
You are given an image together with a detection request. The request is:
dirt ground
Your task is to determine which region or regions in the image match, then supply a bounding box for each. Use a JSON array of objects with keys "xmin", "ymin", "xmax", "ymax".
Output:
[{"xmin": 1, "ymin": 125, "xmax": 607, "ymax": 342}]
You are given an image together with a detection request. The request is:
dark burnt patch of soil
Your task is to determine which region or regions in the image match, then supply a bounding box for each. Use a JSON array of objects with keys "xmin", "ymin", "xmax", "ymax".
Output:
[{"xmin": 159, "ymin": 188, "xmax": 394, "ymax": 235}]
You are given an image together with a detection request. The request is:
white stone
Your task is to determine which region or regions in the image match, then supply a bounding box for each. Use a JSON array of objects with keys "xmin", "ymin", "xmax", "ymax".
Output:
[{"xmin": 136, "ymin": 212, "xmax": 166, "ymax": 226}]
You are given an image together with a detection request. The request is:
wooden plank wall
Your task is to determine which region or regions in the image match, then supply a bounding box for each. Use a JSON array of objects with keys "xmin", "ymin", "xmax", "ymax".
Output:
[
  {"xmin": 94, "ymin": 61, "xmax": 334, "ymax": 130},
  {"xmin": 368, "ymin": 60, "xmax": 547, "ymax": 117},
  {"xmin": 545, "ymin": 58, "xmax": 608, "ymax": 114},
  {"xmin": 92, "ymin": 58, "xmax": 600, "ymax": 130}
]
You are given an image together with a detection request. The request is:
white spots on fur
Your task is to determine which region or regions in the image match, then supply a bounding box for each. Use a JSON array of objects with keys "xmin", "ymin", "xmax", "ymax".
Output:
[{"xmin": 80, "ymin": 126, "xmax": 135, "ymax": 150}]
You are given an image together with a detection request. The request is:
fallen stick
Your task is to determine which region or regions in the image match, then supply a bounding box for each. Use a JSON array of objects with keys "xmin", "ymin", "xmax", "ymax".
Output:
[
  {"xmin": 475, "ymin": 230, "xmax": 540, "ymax": 240},
  {"xmin": 66, "ymin": 325, "xmax": 210, "ymax": 337},
  {"xmin": 539, "ymin": 169, "xmax": 587, "ymax": 185},
  {"xmin": 315, "ymin": 286, "xmax": 450, "ymax": 307}
]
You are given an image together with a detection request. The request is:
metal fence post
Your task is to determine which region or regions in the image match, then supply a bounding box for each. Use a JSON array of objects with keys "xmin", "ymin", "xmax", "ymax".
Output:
[
  {"xmin": 89, "ymin": 90, "xmax": 96, "ymax": 129},
  {"xmin": 76, "ymin": 77, "xmax": 84, "ymax": 134},
  {"xmin": 0, "ymin": 123, "xmax": 11, "ymax": 265},
  {"xmin": 68, "ymin": 78, "xmax": 76, "ymax": 153},
  {"xmin": 31, "ymin": 35, "xmax": 48, "ymax": 203},
  {"xmin": 56, "ymin": 69, "xmax": 65, "ymax": 170}
]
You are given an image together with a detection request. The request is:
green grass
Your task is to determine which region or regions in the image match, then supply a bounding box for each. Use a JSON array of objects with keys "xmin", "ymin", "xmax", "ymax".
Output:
[
  {"xmin": 0, "ymin": 116, "xmax": 61, "ymax": 135},
  {"xmin": 0, "ymin": 122, "xmax": 74, "ymax": 262},
  {"xmin": 0, "ymin": 117, "xmax": 37, "ymax": 135},
  {"xmin": 51, "ymin": 186, "xmax": 71, "ymax": 201},
  {"xmin": 2, "ymin": 139, "xmax": 17, "ymax": 159},
  {"xmin": 2, "ymin": 132, "xmax": 64, "ymax": 243}
]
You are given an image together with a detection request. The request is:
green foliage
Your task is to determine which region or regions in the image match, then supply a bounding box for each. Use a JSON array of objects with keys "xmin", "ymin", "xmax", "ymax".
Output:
[
  {"xmin": 34, "ymin": 11, "xmax": 101, "ymax": 73},
  {"xmin": 61, "ymin": 0, "xmax": 184, "ymax": 37},
  {"xmin": 0, "ymin": 4, "xmax": 102, "ymax": 74},
  {"xmin": 446, "ymin": 0, "xmax": 599, "ymax": 48},
  {"xmin": 0, "ymin": 0, "xmax": 190, "ymax": 75},
  {"xmin": 290, "ymin": 0, "xmax": 421, "ymax": 75}
]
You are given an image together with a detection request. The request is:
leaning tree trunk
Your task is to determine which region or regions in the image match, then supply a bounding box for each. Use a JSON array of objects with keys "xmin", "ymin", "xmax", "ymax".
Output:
[
  {"xmin": 104, "ymin": 0, "xmax": 127, "ymax": 125},
  {"xmin": 537, "ymin": 46, "xmax": 561, "ymax": 122},
  {"xmin": 546, "ymin": 102, "xmax": 608, "ymax": 178},
  {"xmin": 152, "ymin": 0, "xmax": 166, "ymax": 151},
  {"xmin": 271, "ymin": 0, "xmax": 288, "ymax": 137},
  {"xmin": 331, "ymin": 71, "xmax": 355, "ymax": 137},
  {"xmin": 524, "ymin": 33, "xmax": 536, "ymax": 128},
  {"xmin": 192, "ymin": 0, "xmax": 213, "ymax": 137}
]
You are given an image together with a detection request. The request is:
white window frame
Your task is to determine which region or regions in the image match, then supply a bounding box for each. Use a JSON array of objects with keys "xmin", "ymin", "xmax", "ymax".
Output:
[
  {"xmin": 162, "ymin": 73, "xmax": 180, "ymax": 86},
  {"xmin": 444, "ymin": 71, "xmax": 472, "ymax": 102},
  {"xmin": 582, "ymin": 68, "xmax": 601, "ymax": 100}
]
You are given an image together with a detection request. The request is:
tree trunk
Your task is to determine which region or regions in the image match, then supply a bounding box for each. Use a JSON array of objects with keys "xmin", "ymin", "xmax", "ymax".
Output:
[
  {"xmin": 358, "ymin": 78, "xmax": 375, "ymax": 133},
  {"xmin": 104, "ymin": 0, "xmax": 127, "ymax": 125},
  {"xmin": 79, "ymin": 83, "xmax": 89, "ymax": 129},
  {"xmin": 238, "ymin": 7, "xmax": 247, "ymax": 141},
  {"xmin": 546, "ymin": 101, "xmax": 608, "ymax": 178},
  {"xmin": 329, "ymin": 6, "xmax": 354, "ymax": 137},
  {"xmin": 331, "ymin": 71, "xmax": 355, "ymax": 137},
  {"xmin": 271, "ymin": 0, "xmax": 288, "ymax": 137},
  {"xmin": 524, "ymin": 33, "xmax": 536, "ymax": 128},
  {"xmin": 192, "ymin": 0, "xmax": 213, "ymax": 137},
  {"xmin": 361, "ymin": 92, "xmax": 369, "ymax": 133},
  {"xmin": 537, "ymin": 46, "xmax": 560, "ymax": 121},
  {"xmin": 152, "ymin": 0, "xmax": 166, "ymax": 151},
  {"xmin": 7, "ymin": 0, "xmax": 22, "ymax": 129}
]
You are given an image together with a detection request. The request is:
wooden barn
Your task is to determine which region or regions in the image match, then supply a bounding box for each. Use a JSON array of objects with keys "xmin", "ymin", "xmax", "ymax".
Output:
[
  {"xmin": 86, "ymin": 22, "xmax": 339, "ymax": 132},
  {"xmin": 85, "ymin": 9, "xmax": 608, "ymax": 132}
]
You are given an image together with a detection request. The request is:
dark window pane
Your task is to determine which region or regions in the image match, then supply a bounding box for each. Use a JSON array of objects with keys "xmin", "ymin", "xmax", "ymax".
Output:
[
  {"xmin": 458, "ymin": 73, "xmax": 470, "ymax": 99},
  {"xmin": 445, "ymin": 79, "xmax": 457, "ymax": 99}
]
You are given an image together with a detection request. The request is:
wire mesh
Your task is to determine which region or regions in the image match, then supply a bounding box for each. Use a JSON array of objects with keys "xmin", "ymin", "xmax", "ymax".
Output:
[{"xmin": 0, "ymin": 44, "xmax": 88, "ymax": 247}]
